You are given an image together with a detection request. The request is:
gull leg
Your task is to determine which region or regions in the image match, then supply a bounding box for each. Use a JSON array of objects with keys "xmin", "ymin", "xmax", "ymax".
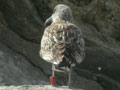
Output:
[
  {"xmin": 67, "ymin": 66, "xmax": 72, "ymax": 88},
  {"xmin": 52, "ymin": 64, "xmax": 55, "ymax": 76},
  {"xmin": 50, "ymin": 64, "xmax": 56, "ymax": 85}
]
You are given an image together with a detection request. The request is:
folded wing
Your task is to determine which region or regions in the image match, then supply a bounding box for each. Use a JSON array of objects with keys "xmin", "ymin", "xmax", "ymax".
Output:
[{"xmin": 40, "ymin": 21, "xmax": 85, "ymax": 65}]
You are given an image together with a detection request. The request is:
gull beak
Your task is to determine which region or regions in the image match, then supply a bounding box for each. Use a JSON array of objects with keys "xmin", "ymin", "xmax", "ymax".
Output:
[{"xmin": 44, "ymin": 16, "xmax": 52, "ymax": 27}]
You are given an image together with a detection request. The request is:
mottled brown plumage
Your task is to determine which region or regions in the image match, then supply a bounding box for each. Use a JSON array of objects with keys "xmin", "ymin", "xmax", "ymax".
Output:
[{"xmin": 40, "ymin": 21, "xmax": 85, "ymax": 67}]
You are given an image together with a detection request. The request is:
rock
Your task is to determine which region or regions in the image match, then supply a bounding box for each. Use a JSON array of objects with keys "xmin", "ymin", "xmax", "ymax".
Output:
[
  {"xmin": 0, "ymin": 0, "xmax": 44, "ymax": 43},
  {"xmin": 0, "ymin": 42, "xmax": 103, "ymax": 90},
  {"xmin": 0, "ymin": 43, "xmax": 49, "ymax": 85},
  {"xmin": 0, "ymin": 0, "xmax": 120, "ymax": 90},
  {"xmin": 0, "ymin": 85, "xmax": 83, "ymax": 90},
  {"xmin": 0, "ymin": 12, "xmax": 52, "ymax": 75}
]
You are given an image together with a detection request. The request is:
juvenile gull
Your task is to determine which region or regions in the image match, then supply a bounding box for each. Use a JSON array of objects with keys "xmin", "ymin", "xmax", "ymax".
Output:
[{"xmin": 40, "ymin": 4, "xmax": 85, "ymax": 88}]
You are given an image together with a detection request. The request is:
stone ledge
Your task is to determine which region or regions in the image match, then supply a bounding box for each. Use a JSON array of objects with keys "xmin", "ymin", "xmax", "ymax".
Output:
[{"xmin": 0, "ymin": 85, "xmax": 84, "ymax": 90}]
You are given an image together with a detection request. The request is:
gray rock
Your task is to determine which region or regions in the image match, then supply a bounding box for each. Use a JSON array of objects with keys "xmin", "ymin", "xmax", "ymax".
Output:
[
  {"xmin": 0, "ymin": 0, "xmax": 44, "ymax": 43},
  {"xmin": 0, "ymin": 85, "xmax": 83, "ymax": 90},
  {"xmin": 0, "ymin": 43, "xmax": 49, "ymax": 85},
  {"xmin": 0, "ymin": 0, "xmax": 120, "ymax": 90}
]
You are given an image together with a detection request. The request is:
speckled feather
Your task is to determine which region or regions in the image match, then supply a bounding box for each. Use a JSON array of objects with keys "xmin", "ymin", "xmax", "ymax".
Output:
[{"xmin": 40, "ymin": 21, "xmax": 85, "ymax": 68}]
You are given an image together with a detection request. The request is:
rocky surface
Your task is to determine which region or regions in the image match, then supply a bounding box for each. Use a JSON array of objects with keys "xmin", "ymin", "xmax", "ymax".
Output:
[
  {"xmin": 0, "ymin": 85, "xmax": 83, "ymax": 90},
  {"xmin": 0, "ymin": 0, "xmax": 120, "ymax": 90},
  {"xmin": 0, "ymin": 43, "xmax": 49, "ymax": 85},
  {"xmin": 0, "ymin": 43, "xmax": 103, "ymax": 90}
]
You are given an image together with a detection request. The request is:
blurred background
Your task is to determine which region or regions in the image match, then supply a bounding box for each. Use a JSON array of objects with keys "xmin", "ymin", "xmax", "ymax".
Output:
[{"xmin": 0, "ymin": 0, "xmax": 120, "ymax": 90}]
